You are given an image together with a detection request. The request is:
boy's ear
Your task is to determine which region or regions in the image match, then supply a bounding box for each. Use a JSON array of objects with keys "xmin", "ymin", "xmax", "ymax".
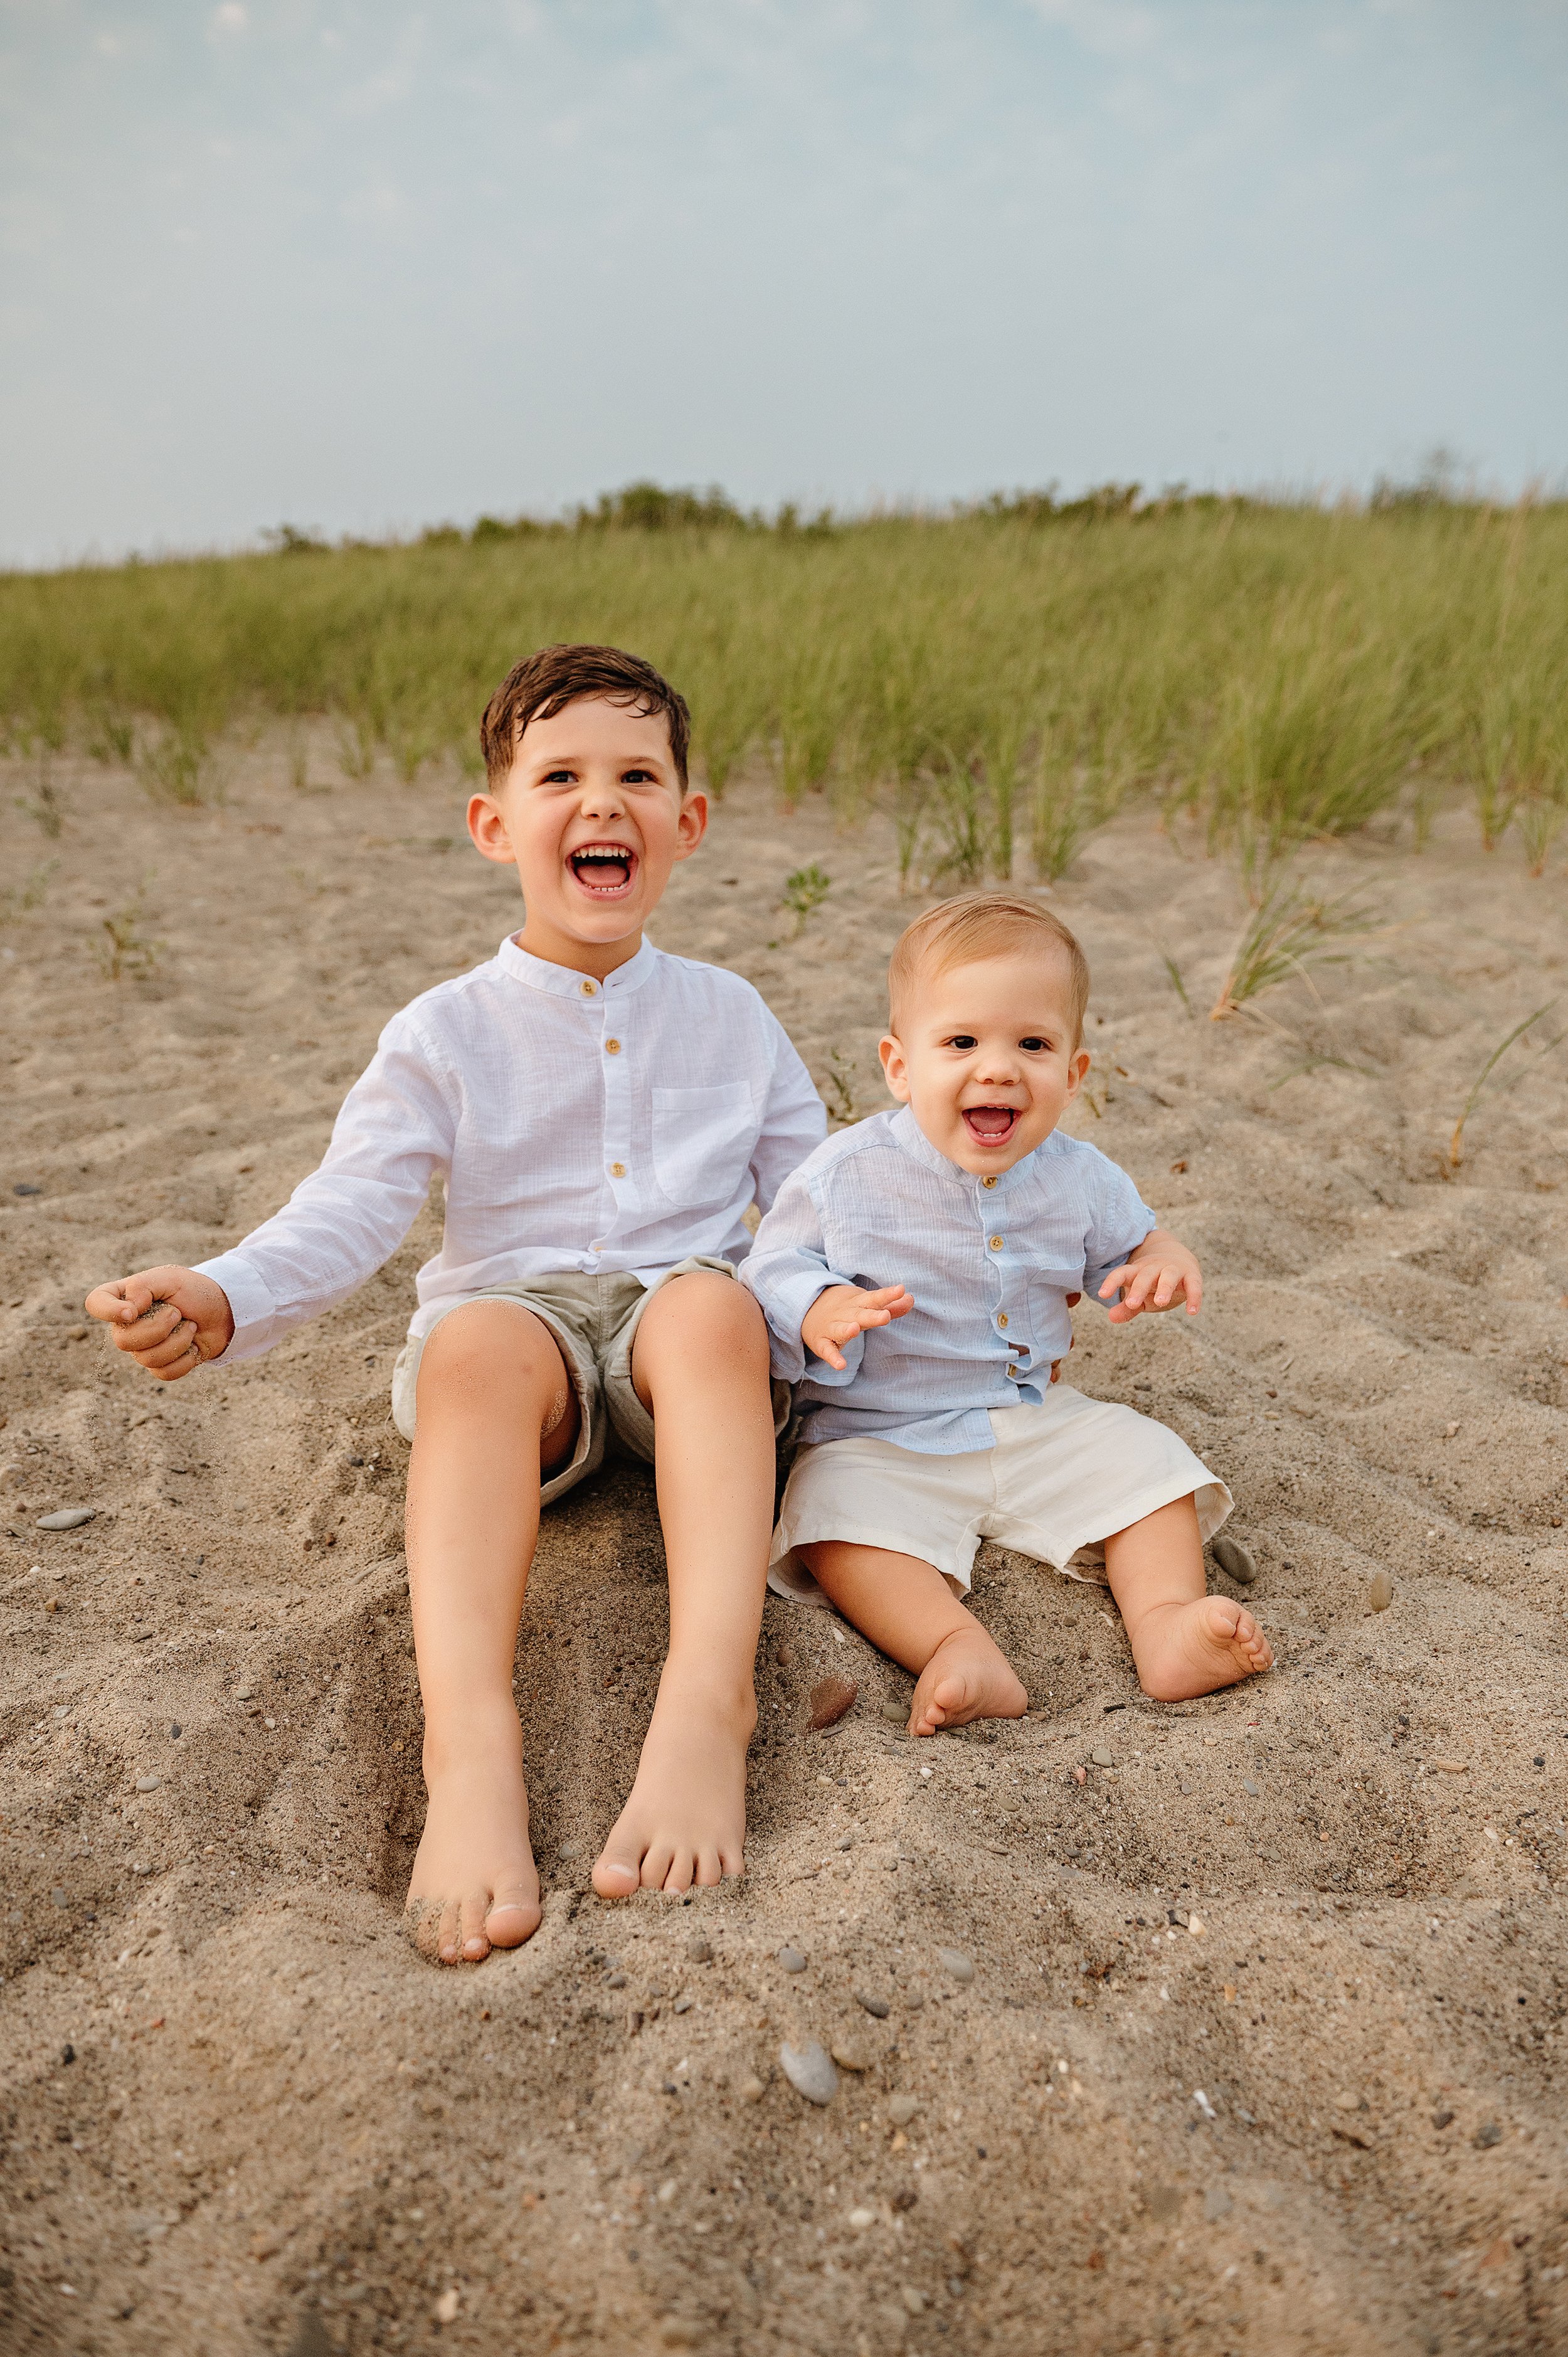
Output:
[
  {"xmin": 878, "ymin": 1033, "xmax": 912, "ymax": 1104},
  {"xmin": 670, "ymin": 788, "xmax": 709, "ymax": 863},
  {"xmin": 467, "ymin": 791, "xmax": 517, "ymax": 867}
]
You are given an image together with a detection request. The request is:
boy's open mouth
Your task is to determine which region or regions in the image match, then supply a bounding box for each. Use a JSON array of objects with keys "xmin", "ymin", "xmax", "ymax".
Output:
[
  {"xmin": 961, "ymin": 1105, "xmax": 1019, "ymax": 1146},
  {"xmin": 567, "ymin": 843, "xmax": 638, "ymax": 898}
]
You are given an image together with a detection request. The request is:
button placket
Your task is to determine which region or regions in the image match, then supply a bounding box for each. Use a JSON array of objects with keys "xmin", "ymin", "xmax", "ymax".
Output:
[{"xmin": 598, "ymin": 997, "xmax": 635, "ymax": 1213}]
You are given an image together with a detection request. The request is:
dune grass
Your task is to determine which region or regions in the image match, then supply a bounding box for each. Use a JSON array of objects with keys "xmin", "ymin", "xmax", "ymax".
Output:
[{"xmin": 3, "ymin": 490, "xmax": 1565, "ymax": 879}]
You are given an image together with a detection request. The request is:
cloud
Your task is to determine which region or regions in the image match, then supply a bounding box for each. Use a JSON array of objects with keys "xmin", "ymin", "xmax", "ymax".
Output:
[{"xmin": 210, "ymin": 4, "xmax": 248, "ymax": 35}]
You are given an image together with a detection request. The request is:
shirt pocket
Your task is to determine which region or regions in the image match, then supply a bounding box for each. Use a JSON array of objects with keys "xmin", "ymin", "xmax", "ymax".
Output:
[{"xmin": 651, "ymin": 1081, "xmax": 759, "ymax": 1211}]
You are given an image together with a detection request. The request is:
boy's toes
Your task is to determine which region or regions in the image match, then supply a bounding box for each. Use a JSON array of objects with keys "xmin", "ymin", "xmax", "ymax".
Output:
[
  {"xmin": 458, "ymin": 1890, "xmax": 496, "ymax": 1962},
  {"xmin": 591, "ymin": 1831, "xmax": 645, "ymax": 1900},
  {"xmin": 484, "ymin": 1886, "xmax": 541, "ymax": 1949},
  {"xmin": 404, "ymin": 1897, "xmax": 441, "ymax": 1962}
]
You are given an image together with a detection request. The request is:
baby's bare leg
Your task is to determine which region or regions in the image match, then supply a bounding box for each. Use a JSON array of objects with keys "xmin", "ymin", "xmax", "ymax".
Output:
[
  {"xmin": 800, "ymin": 1541, "xmax": 1027, "ymax": 1738},
  {"xmin": 404, "ymin": 1301, "xmax": 579, "ymax": 1964},
  {"xmin": 593, "ymin": 1275, "xmax": 772, "ymax": 1898},
  {"xmin": 1102, "ymin": 1494, "xmax": 1273, "ymax": 1701}
]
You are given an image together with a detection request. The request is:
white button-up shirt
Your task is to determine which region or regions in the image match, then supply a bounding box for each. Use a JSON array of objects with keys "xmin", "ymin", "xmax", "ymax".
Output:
[
  {"xmin": 196, "ymin": 935, "xmax": 826, "ymax": 1365},
  {"xmin": 741, "ymin": 1107, "xmax": 1155, "ymax": 1453}
]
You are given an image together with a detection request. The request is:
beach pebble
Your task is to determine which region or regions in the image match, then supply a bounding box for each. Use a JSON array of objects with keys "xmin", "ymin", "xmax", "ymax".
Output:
[
  {"xmin": 50, "ymin": 1887, "xmax": 68, "ymax": 1908},
  {"xmin": 1367, "ymin": 1570, "xmax": 1394, "ymax": 1612},
  {"xmin": 686, "ymin": 1935, "xmax": 712, "ymax": 1964},
  {"xmin": 776, "ymin": 1946, "xmax": 808, "ymax": 1974},
  {"xmin": 1474, "ymin": 2120, "xmax": 1503, "ymax": 2149},
  {"xmin": 234, "ymin": 1684, "xmax": 255, "ymax": 1702},
  {"xmin": 856, "ymin": 1989, "xmax": 891, "ymax": 2019},
  {"xmin": 434, "ymin": 2286, "xmax": 460, "ymax": 2323},
  {"xmin": 739, "ymin": 2075, "xmax": 766, "ymax": 2103},
  {"xmin": 134, "ymin": 1775, "xmax": 161, "ymax": 1793},
  {"xmin": 887, "ymin": 2094, "xmax": 921, "ymax": 2127},
  {"xmin": 880, "ymin": 1700, "xmax": 908, "ymax": 1725},
  {"xmin": 36, "ymin": 1508, "xmax": 94, "ymax": 1533},
  {"xmin": 847, "ymin": 2206, "xmax": 876, "ymax": 2231},
  {"xmin": 605, "ymin": 1972, "xmax": 627, "ymax": 1989},
  {"xmin": 936, "ymin": 1948, "xmax": 975, "ymax": 1984},
  {"xmin": 1204, "ymin": 2185, "xmax": 1233, "ymax": 2220},
  {"xmin": 808, "ymin": 1676, "xmax": 857, "ymax": 1731},
  {"xmin": 835, "ymin": 1834, "xmax": 853, "ymax": 1851},
  {"xmin": 1090, "ymin": 1747, "xmax": 1114, "ymax": 1769},
  {"xmin": 1211, "ymin": 1536, "xmax": 1256, "ymax": 1585},
  {"xmin": 779, "ymin": 2041, "xmax": 839, "ymax": 2105},
  {"xmin": 557, "ymin": 1839, "xmax": 583, "ymax": 1861},
  {"xmin": 830, "ymin": 2038, "xmax": 872, "ymax": 2072},
  {"xmin": 1243, "ymin": 1779, "xmax": 1262, "ymax": 1797}
]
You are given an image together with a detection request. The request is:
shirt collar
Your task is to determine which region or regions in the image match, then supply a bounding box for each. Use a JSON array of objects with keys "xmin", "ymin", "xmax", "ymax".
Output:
[
  {"xmin": 888, "ymin": 1104, "xmax": 1038, "ymax": 1194},
  {"xmin": 496, "ymin": 934, "xmax": 661, "ymax": 1001}
]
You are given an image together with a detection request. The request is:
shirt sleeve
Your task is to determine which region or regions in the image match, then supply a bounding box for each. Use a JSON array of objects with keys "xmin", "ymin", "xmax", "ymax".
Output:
[
  {"xmin": 739, "ymin": 1158, "xmax": 863, "ymax": 1385},
  {"xmin": 193, "ymin": 1011, "xmax": 458, "ymax": 1365},
  {"xmin": 747, "ymin": 1011, "xmax": 828, "ymax": 1216},
  {"xmin": 1081, "ymin": 1154, "xmax": 1160, "ymax": 1302}
]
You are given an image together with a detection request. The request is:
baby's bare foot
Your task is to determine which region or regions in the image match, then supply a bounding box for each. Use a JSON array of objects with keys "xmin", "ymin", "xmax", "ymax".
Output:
[
  {"xmin": 405, "ymin": 1705, "xmax": 541, "ymax": 1966},
  {"xmin": 909, "ymin": 1627, "xmax": 1027, "ymax": 1738},
  {"xmin": 1131, "ymin": 1595, "xmax": 1274, "ymax": 1701},
  {"xmin": 592, "ymin": 1683, "xmax": 754, "ymax": 1898}
]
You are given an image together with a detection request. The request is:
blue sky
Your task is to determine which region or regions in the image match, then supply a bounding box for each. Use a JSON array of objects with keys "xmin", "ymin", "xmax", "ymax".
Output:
[{"xmin": 2, "ymin": 1, "xmax": 1564, "ymax": 563}]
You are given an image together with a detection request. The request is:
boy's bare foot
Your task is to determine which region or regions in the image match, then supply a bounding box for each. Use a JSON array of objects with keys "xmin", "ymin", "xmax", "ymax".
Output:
[
  {"xmin": 592, "ymin": 1684, "xmax": 754, "ymax": 1898},
  {"xmin": 405, "ymin": 1708, "xmax": 541, "ymax": 1965},
  {"xmin": 1130, "ymin": 1595, "xmax": 1274, "ymax": 1701},
  {"xmin": 909, "ymin": 1626, "xmax": 1028, "ymax": 1738}
]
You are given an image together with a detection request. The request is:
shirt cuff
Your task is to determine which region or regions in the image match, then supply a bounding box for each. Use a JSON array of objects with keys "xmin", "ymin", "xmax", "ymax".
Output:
[
  {"xmin": 191, "ymin": 1252, "xmax": 280, "ymax": 1366},
  {"xmin": 751, "ymin": 1263, "xmax": 858, "ymax": 1383}
]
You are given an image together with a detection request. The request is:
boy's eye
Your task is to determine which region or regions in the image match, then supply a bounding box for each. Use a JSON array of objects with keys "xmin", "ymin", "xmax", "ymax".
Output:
[
  {"xmin": 621, "ymin": 767, "xmax": 657, "ymax": 785},
  {"xmin": 542, "ymin": 767, "xmax": 576, "ymax": 784}
]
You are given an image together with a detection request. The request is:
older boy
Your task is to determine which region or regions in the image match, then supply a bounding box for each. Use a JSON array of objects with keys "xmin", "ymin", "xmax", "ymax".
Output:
[
  {"xmin": 741, "ymin": 891, "xmax": 1272, "ymax": 1731},
  {"xmin": 87, "ymin": 644, "xmax": 824, "ymax": 1963}
]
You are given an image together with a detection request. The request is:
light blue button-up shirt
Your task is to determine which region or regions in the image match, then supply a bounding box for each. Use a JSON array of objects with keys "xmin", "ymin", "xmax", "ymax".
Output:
[{"xmin": 741, "ymin": 1107, "xmax": 1157, "ymax": 1454}]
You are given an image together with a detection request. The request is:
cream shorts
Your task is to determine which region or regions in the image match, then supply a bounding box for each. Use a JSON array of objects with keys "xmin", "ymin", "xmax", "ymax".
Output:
[
  {"xmin": 768, "ymin": 1385, "xmax": 1232, "ymax": 1604},
  {"xmin": 391, "ymin": 1257, "xmax": 746, "ymax": 1508}
]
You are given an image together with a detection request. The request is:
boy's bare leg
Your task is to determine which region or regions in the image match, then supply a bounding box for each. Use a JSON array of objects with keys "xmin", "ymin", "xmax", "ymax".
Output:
[
  {"xmin": 797, "ymin": 1541, "xmax": 1028, "ymax": 1738},
  {"xmin": 1102, "ymin": 1494, "xmax": 1274, "ymax": 1701},
  {"xmin": 404, "ymin": 1301, "xmax": 580, "ymax": 1964},
  {"xmin": 592, "ymin": 1275, "xmax": 773, "ymax": 1897}
]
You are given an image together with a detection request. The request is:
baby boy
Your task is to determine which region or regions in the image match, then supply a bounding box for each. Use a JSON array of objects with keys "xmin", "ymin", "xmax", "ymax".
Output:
[{"xmin": 741, "ymin": 890, "xmax": 1273, "ymax": 1732}]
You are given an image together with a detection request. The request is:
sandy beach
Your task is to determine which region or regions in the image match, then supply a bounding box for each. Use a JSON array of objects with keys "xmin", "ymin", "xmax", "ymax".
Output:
[{"xmin": 3, "ymin": 742, "xmax": 1565, "ymax": 2356}]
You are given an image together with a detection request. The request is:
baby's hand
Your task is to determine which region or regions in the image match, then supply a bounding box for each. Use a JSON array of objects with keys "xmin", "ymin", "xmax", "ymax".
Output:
[
  {"xmin": 85, "ymin": 1265, "xmax": 235, "ymax": 1381},
  {"xmin": 1097, "ymin": 1234, "xmax": 1203, "ymax": 1324},
  {"xmin": 802, "ymin": 1282, "xmax": 914, "ymax": 1373}
]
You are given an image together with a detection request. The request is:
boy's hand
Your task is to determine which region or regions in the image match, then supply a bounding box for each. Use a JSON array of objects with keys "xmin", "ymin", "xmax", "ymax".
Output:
[
  {"xmin": 1097, "ymin": 1230, "xmax": 1203, "ymax": 1324},
  {"xmin": 85, "ymin": 1265, "xmax": 235, "ymax": 1381},
  {"xmin": 802, "ymin": 1282, "xmax": 914, "ymax": 1373}
]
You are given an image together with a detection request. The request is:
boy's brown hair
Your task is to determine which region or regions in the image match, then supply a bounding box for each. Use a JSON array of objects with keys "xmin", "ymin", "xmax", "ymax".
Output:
[
  {"xmin": 887, "ymin": 891, "xmax": 1091, "ymax": 1045},
  {"xmin": 479, "ymin": 643, "xmax": 692, "ymax": 790}
]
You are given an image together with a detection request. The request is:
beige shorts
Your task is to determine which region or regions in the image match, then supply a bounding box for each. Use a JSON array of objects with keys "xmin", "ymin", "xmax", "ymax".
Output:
[
  {"xmin": 391, "ymin": 1257, "xmax": 746, "ymax": 1508},
  {"xmin": 769, "ymin": 1385, "xmax": 1231, "ymax": 1604}
]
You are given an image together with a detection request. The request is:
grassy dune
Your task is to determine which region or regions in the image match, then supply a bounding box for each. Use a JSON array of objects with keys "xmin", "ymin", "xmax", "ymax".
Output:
[{"xmin": 3, "ymin": 491, "xmax": 1565, "ymax": 881}]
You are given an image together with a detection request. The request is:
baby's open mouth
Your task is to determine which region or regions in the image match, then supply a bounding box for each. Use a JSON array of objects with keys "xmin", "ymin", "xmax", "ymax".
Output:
[
  {"xmin": 961, "ymin": 1105, "xmax": 1019, "ymax": 1144},
  {"xmin": 568, "ymin": 843, "xmax": 637, "ymax": 897}
]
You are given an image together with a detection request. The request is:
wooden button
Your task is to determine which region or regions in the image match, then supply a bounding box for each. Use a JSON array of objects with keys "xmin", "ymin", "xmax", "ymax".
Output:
[
  {"xmin": 988, "ymin": 1235, "xmax": 1004, "ymax": 1251},
  {"xmin": 580, "ymin": 979, "xmax": 597, "ymax": 996},
  {"xmin": 997, "ymin": 1312, "xmax": 1009, "ymax": 1329},
  {"xmin": 609, "ymin": 1161, "xmax": 627, "ymax": 1178},
  {"xmin": 605, "ymin": 1038, "xmax": 622, "ymax": 1054},
  {"xmin": 982, "ymin": 1175, "xmax": 998, "ymax": 1188}
]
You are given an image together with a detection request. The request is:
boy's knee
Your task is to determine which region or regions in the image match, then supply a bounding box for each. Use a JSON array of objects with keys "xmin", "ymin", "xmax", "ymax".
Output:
[
  {"xmin": 652, "ymin": 1271, "xmax": 767, "ymax": 1358},
  {"xmin": 418, "ymin": 1302, "xmax": 566, "ymax": 1405}
]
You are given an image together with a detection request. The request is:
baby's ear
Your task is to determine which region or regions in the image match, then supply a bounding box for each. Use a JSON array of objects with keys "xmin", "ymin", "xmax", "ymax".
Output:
[{"xmin": 878, "ymin": 1033, "xmax": 911, "ymax": 1102}]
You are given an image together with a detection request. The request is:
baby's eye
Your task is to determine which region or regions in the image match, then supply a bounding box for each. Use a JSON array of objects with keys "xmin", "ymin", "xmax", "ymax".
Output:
[
  {"xmin": 1019, "ymin": 1036, "xmax": 1049, "ymax": 1053},
  {"xmin": 947, "ymin": 1034, "xmax": 978, "ymax": 1051}
]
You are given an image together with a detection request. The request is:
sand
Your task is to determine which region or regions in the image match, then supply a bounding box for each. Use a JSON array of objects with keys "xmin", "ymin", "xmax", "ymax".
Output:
[{"xmin": 2, "ymin": 742, "xmax": 1566, "ymax": 2357}]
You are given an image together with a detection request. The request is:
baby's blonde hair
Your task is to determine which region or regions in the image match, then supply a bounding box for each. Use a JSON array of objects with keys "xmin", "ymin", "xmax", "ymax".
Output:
[{"xmin": 887, "ymin": 891, "xmax": 1090, "ymax": 1045}]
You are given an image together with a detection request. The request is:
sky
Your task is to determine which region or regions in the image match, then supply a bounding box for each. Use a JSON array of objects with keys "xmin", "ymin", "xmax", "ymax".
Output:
[{"xmin": 2, "ymin": 0, "xmax": 1565, "ymax": 565}]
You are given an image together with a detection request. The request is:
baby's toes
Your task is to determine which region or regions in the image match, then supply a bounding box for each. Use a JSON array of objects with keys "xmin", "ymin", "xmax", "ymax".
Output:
[
  {"xmin": 484, "ymin": 1888, "xmax": 540, "ymax": 1950},
  {"xmin": 457, "ymin": 1890, "xmax": 495, "ymax": 1962},
  {"xmin": 404, "ymin": 1896, "xmax": 441, "ymax": 1962}
]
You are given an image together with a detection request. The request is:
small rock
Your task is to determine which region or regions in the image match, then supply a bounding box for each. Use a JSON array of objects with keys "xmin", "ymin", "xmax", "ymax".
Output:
[
  {"xmin": 1474, "ymin": 2120, "xmax": 1503, "ymax": 2149},
  {"xmin": 1367, "ymin": 1570, "xmax": 1394, "ymax": 1613},
  {"xmin": 605, "ymin": 1972, "xmax": 628, "ymax": 1989},
  {"xmin": 687, "ymin": 1935, "xmax": 712, "ymax": 1964},
  {"xmin": 1211, "ymin": 1535, "xmax": 1256, "ymax": 1585},
  {"xmin": 776, "ymin": 1945, "xmax": 808, "ymax": 1974},
  {"xmin": 1332, "ymin": 2091, "xmax": 1359, "ymax": 2111},
  {"xmin": 739, "ymin": 2075, "xmax": 766, "ymax": 2102},
  {"xmin": 50, "ymin": 1888, "xmax": 68, "ymax": 1908},
  {"xmin": 779, "ymin": 2041, "xmax": 839, "ymax": 2105},
  {"xmin": 1243, "ymin": 1778, "xmax": 1261, "ymax": 1797},
  {"xmin": 830, "ymin": 2038, "xmax": 871, "ymax": 2072},
  {"xmin": 135, "ymin": 1775, "xmax": 161, "ymax": 1793},
  {"xmin": 673, "ymin": 1994, "xmax": 693, "ymax": 2014},
  {"xmin": 936, "ymin": 1947, "xmax": 974, "ymax": 1984},
  {"xmin": 557, "ymin": 1838, "xmax": 582, "ymax": 1861},
  {"xmin": 13, "ymin": 1182, "xmax": 41, "ymax": 1196},
  {"xmin": 1203, "ymin": 2186, "xmax": 1233, "ymax": 2220},
  {"xmin": 234, "ymin": 1684, "xmax": 255, "ymax": 1702},
  {"xmin": 434, "ymin": 2286, "xmax": 460, "ymax": 2323},
  {"xmin": 776, "ymin": 1641, "xmax": 796, "ymax": 1668},
  {"xmin": 901, "ymin": 2285, "xmax": 927, "ymax": 2316},
  {"xmin": 1431, "ymin": 2108, "xmax": 1454, "ymax": 2130},
  {"xmin": 37, "ymin": 1508, "xmax": 95, "ymax": 1533},
  {"xmin": 847, "ymin": 2206, "xmax": 876, "ymax": 2231},
  {"xmin": 855, "ymin": 1989, "xmax": 891, "ymax": 2019},
  {"xmin": 1090, "ymin": 1747, "xmax": 1114, "ymax": 1769},
  {"xmin": 835, "ymin": 1834, "xmax": 853, "ymax": 1851},
  {"xmin": 1431, "ymin": 1758, "xmax": 1469, "ymax": 1775},
  {"xmin": 887, "ymin": 2094, "xmax": 921, "ymax": 2127},
  {"xmin": 880, "ymin": 1700, "xmax": 907, "ymax": 1725},
  {"xmin": 808, "ymin": 1676, "xmax": 857, "ymax": 1731}
]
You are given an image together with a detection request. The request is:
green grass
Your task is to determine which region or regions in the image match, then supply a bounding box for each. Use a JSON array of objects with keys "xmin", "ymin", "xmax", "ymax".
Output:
[{"xmin": 3, "ymin": 489, "xmax": 1566, "ymax": 876}]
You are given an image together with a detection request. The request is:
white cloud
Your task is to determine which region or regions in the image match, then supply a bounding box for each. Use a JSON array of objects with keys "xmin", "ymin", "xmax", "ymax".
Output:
[{"xmin": 211, "ymin": 4, "xmax": 248, "ymax": 36}]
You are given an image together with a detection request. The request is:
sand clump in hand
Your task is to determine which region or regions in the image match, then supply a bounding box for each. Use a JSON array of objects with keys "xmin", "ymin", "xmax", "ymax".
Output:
[{"xmin": 2, "ymin": 740, "xmax": 1566, "ymax": 2354}]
